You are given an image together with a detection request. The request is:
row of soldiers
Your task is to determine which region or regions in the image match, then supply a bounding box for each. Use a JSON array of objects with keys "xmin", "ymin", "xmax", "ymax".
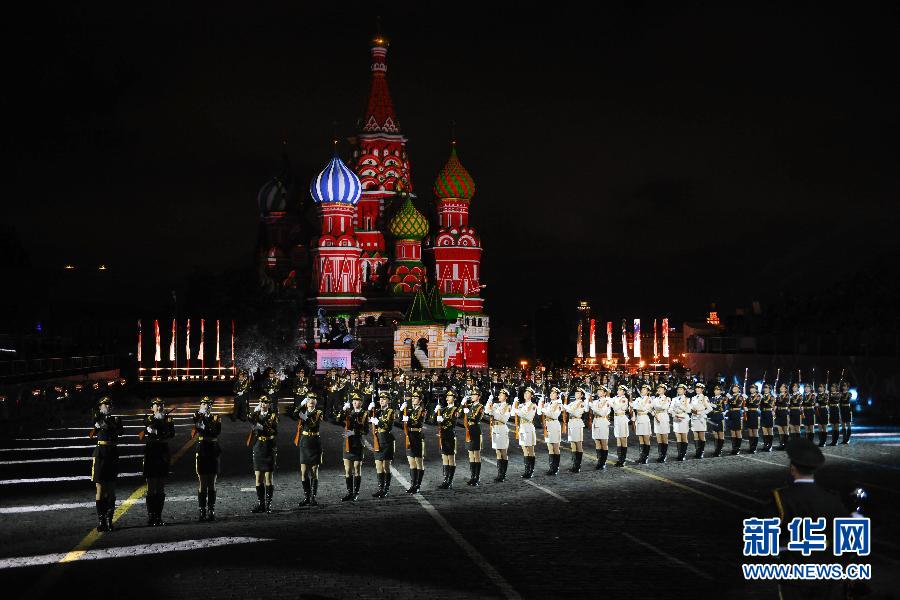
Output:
[{"xmin": 87, "ymin": 367, "xmax": 855, "ymax": 529}]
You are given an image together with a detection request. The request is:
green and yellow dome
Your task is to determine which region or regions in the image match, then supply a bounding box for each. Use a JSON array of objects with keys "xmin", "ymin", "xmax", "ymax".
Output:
[{"xmin": 389, "ymin": 195, "xmax": 429, "ymax": 240}]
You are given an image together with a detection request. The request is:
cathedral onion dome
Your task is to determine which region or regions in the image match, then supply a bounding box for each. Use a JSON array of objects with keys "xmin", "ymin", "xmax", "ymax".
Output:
[
  {"xmin": 257, "ymin": 176, "xmax": 288, "ymax": 215},
  {"xmin": 310, "ymin": 151, "xmax": 361, "ymax": 205},
  {"xmin": 389, "ymin": 195, "xmax": 429, "ymax": 240},
  {"xmin": 433, "ymin": 143, "xmax": 475, "ymax": 200}
]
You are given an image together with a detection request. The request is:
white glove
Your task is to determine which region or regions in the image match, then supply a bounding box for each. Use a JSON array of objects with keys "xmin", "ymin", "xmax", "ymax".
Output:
[
  {"xmin": 399, "ymin": 402, "xmax": 407, "ymax": 411},
  {"xmin": 343, "ymin": 402, "xmax": 351, "ymax": 410},
  {"xmin": 198, "ymin": 422, "xmax": 206, "ymax": 430},
  {"xmin": 94, "ymin": 422, "xmax": 102, "ymax": 429},
  {"xmin": 461, "ymin": 399, "xmax": 467, "ymax": 406},
  {"xmin": 463, "ymin": 408, "xmax": 470, "ymax": 414},
  {"xmin": 402, "ymin": 415, "xmax": 409, "ymax": 422},
  {"xmin": 199, "ymin": 406, "xmax": 208, "ymax": 415},
  {"xmin": 153, "ymin": 412, "xmax": 163, "ymax": 420},
  {"xmin": 436, "ymin": 415, "xmax": 444, "ymax": 423},
  {"xmin": 367, "ymin": 402, "xmax": 375, "ymax": 411},
  {"xmin": 255, "ymin": 422, "xmax": 264, "ymax": 430},
  {"xmin": 369, "ymin": 417, "xmax": 379, "ymax": 425},
  {"xmin": 300, "ymin": 398, "xmax": 308, "ymax": 407},
  {"xmin": 146, "ymin": 426, "xmax": 153, "ymax": 433},
  {"xmin": 253, "ymin": 404, "xmax": 261, "ymax": 412},
  {"xmin": 433, "ymin": 405, "xmax": 440, "ymax": 414}
]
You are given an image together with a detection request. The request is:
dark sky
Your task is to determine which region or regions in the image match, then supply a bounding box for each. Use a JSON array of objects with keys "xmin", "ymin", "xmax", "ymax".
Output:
[{"xmin": 5, "ymin": 2, "xmax": 900, "ymax": 335}]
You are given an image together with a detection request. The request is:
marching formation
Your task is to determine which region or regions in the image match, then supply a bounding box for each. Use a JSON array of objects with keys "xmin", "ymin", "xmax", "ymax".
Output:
[{"xmin": 86, "ymin": 365, "xmax": 856, "ymax": 531}]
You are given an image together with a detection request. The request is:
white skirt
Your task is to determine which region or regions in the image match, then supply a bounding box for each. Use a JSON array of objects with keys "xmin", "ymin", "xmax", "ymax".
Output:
[
  {"xmin": 613, "ymin": 415, "xmax": 630, "ymax": 438},
  {"xmin": 672, "ymin": 415, "xmax": 690, "ymax": 434},
  {"xmin": 690, "ymin": 415, "xmax": 708, "ymax": 432},
  {"xmin": 634, "ymin": 415, "xmax": 651, "ymax": 437},
  {"xmin": 518, "ymin": 424, "xmax": 536, "ymax": 447},
  {"xmin": 568, "ymin": 419, "xmax": 585, "ymax": 442},
  {"xmin": 654, "ymin": 414, "xmax": 671, "ymax": 435},
  {"xmin": 544, "ymin": 420, "xmax": 562, "ymax": 444},
  {"xmin": 591, "ymin": 419, "xmax": 609, "ymax": 440},
  {"xmin": 491, "ymin": 425, "xmax": 509, "ymax": 450}
]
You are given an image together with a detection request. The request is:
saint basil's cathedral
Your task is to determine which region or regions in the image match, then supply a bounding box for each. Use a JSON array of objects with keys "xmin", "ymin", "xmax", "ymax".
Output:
[{"xmin": 255, "ymin": 31, "xmax": 489, "ymax": 371}]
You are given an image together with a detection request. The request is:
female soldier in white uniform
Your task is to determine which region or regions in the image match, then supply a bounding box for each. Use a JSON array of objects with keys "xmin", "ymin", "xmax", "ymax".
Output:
[
  {"xmin": 631, "ymin": 384, "xmax": 653, "ymax": 464},
  {"xmin": 539, "ymin": 387, "xmax": 563, "ymax": 475},
  {"xmin": 610, "ymin": 385, "xmax": 631, "ymax": 467},
  {"xmin": 668, "ymin": 383, "xmax": 691, "ymax": 461},
  {"xmin": 515, "ymin": 387, "xmax": 538, "ymax": 478},
  {"xmin": 565, "ymin": 387, "xmax": 587, "ymax": 472},
  {"xmin": 486, "ymin": 388, "xmax": 511, "ymax": 482},
  {"xmin": 688, "ymin": 383, "xmax": 712, "ymax": 459},
  {"xmin": 589, "ymin": 386, "xmax": 611, "ymax": 469},
  {"xmin": 651, "ymin": 383, "xmax": 671, "ymax": 462}
]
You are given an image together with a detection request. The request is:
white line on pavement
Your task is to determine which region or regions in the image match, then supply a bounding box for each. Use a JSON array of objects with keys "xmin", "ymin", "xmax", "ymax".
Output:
[
  {"xmin": 0, "ymin": 444, "xmax": 143, "ymax": 452},
  {"xmin": 0, "ymin": 537, "xmax": 273, "ymax": 570},
  {"xmin": 622, "ymin": 532, "xmax": 714, "ymax": 581},
  {"xmin": 686, "ymin": 477, "xmax": 766, "ymax": 504},
  {"xmin": 0, "ymin": 473, "xmax": 143, "ymax": 485},
  {"xmin": 739, "ymin": 455, "xmax": 784, "ymax": 467},
  {"xmin": 480, "ymin": 457, "xmax": 568, "ymax": 503},
  {"xmin": 388, "ymin": 464, "xmax": 522, "ymax": 600},
  {"xmin": 820, "ymin": 451, "xmax": 900, "ymax": 471},
  {"xmin": 0, "ymin": 496, "xmax": 198, "ymax": 515},
  {"xmin": 13, "ymin": 436, "xmax": 141, "ymax": 442},
  {"xmin": 0, "ymin": 455, "xmax": 142, "ymax": 466}
]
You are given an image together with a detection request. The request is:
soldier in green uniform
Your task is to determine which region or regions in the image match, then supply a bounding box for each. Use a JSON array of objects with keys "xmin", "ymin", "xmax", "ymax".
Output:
[
  {"xmin": 193, "ymin": 396, "xmax": 222, "ymax": 521},
  {"xmin": 293, "ymin": 391, "xmax": 325, "ymax": 507},
  {"xmin": 142, "ymin": 397, "xmax": 175, "ymax": 526},
  {"xmin": 335, "ymin": 392, "xmax": 367, "ymax": 501},
  {"xmin": 814, "ymin": 382, "xmax": 829, "ymax": 447},
  {"xmin": 90, "ymin": 396, "xmax": 122, "ymax": 532},
  {"xmin": 839, "ymin": 381, "xmax": 853, "ymax": 444},
  {"xmin": 436, "ymin": 390, "xmax": 462, "ymax": 489},
  {"xmin": 462, "ymin": 388, "xmax": 485, "ymax": 486},
  {"xmin": 401, "ymin": 391, "xmax": 428, "ymax": 493},
  {"xmin": 249, "ymin": 395, "xmax": 278, "ymax": 513},
  {"xmin": 261, "ymin": 368, "xmax": 281, "ymax": 410},
  {"xmin": 369, "ymin": 391, "xmax": 396, "ymax": 498},
  {"xmin": 231, "ymin": 370, "xmax": 251, "ymax": 422}
]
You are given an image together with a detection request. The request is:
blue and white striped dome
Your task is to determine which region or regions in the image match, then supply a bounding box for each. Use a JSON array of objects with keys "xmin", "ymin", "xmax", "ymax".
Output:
[{"xmin": 310, "ymin": 152, "xmax": 361, "ymax": 205}]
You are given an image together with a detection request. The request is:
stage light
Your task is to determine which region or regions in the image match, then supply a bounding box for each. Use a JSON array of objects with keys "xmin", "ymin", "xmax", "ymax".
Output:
[
  {"xmin": 98, "ymin": 264, "xmax": 107, "ymax": 271},
  {"xmin": 64, "ymin": 264, "xmax": 75, "ymax": 270}
]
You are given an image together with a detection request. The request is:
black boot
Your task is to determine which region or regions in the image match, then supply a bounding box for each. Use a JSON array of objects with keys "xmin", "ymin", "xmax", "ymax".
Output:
[
  {"xmin": 472, "ymin": 463, "xmax": 481, "ymax": 486},
  {"xmin": 310, "ymin": 479, "xmax": 319, "ymax": 505},
  {"xmin": 264, "ymin": 485, "xmax": 273, "ymax": 513},
  {"xmin": 614, "ymin": 446, "xmax": 626, "ymax": 467},
  {"xmin": 207, "ymin": 490, "xmax": 216, "ymax": 522},
  {"xmin": 467, "ymin": 462, "xmax": 477, "ymax": 486},
  {"xmin": 353, "ymin": 475, "xmax": 361, "ymax": 501},
  {"xmin": 106, "ymin": 495, "xmax": 116, "ymax": 531},
  {"xmin": 156, "ymin": 493, "xmax": 166, "ymax": 526},
  {"xmin": 749, "ymin": 437, "xmax": 758, "ymax": 454},
  {"xmin": 547, "ymin": 454, "xmax": 559, "ymax": 476},
  {"xmin": 730, "ymin": 437, "xmax": 740, "ymax": 455},
  {"xmin": 806, "ymin": 430, "xmax": 815, "ymax": 442},
  {"xmin": 695, "ymin": 440, "xmax": 705, "ymax": 459},
  {"xmin": 495, "ymin": 459, "xmax": 507, "ymax": 482},
  {"xmin": 595, "ymin": 448, "xmax": 604, "ymax": 468},
  {"xmin": 446, "ymin": 466, "xmax": 455, "ymax": 489},
  {"xmin": 298, "ymin": 480, "xmax": 311, "ymax": 507},
  {"xmin": 382, "ymin": 472, "xmax": 391, "ymax": 497},
  {"xmin": 96, "ymin": 499, "xmax": 109, "ymax": 532},
  {"xmin": 406, "ymin": 470, "xmax": 418, "ymax": 493},
  {"xmin": 198, "ymin": 490, "xmax": 208, "ymax": 521},
  {"xmin": 657, "ymin": 443, "xmax": 668, "ymax": 463},
  {"xmin": 527, "ymin": 456, "xmax": 537, "ymax": 478},
  {"xmin": 438, "ymin": 465, "xmax": 450, "ymax": 489},
  {"xmin": 817, "ymin": 430, "xmax": 826, "ymax": 447},
  {"xmin": 571, "ymin": 451, "xmax": 583, "ymax": 472},
  {"xmin": 713, "ymin": 438, "xmax": 724, "ymax": 457},
  {"xmin": 776, "ymin": 432, "xmax": 787, "ymax": 451},
  {"xmin": 763, "ymin": 434, "xmax": 773, "ymax": 452},
  {"xmin": 639, "ymin": 445, "xmax": 649, "ymax": 465},
  {"xmin": 252, "ymin": 485, "xmax": 265, "ymax": 513},
  {"xmin": 842, "ymin": 427, "xmax": 851, "ymax": 445},
  {"xmin": 145, "ymin": 493, "xmax": 155, "ymax": 526},
  {"xmin": 373, "ymin": 472, "xmax": 386, "ymax": 497},
  {"xmin": 343, "ymin": 476, "xmax": 355, "ymax": 501},
  {"xmin": 677, "ymin": 442, "xmax": 688, "ymax": 461},
  {"xmin": 829, "ymin": 429, "xmax": 839, "ymax": 446},
  {"xmin": 415, "ymin": 469, "xmax": 424, "ymax": 492}
]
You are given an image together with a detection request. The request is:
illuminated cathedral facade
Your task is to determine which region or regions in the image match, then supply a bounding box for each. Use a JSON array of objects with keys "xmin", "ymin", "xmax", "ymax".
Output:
[{"xmin": 255, "ymin": 31, "xmax": 489, "ymax": 370}]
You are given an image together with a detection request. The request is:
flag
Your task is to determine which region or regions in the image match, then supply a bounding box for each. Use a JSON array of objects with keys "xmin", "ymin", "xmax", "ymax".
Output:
[
  {"xmin": 169, "ymin": 319, "xmax": 176, "ymax": 362},
  {"xmin": 589, "ymin": 319, "xmax": 596, "ymax": 358},
  {"xmin": 198, "ymin": 319, "xmax": 205, "ymax": 361},
  {"xmin": 154, "ymin": 320, "xmax": 160, "ymax": 362},
  {"xmin": 137, "ymin": 319, "xmax": 142, "ymax": 363},
  {"xmin": 576, "ymin": 321, "xmax": 583, "ymax": 358},
  {"xmin": 606, "ymin": 321, "xmax": 613, "ymax": 361},
  {"xmin": 653, "ymin": 318, "xmax": 658, "ymax": 358},
  {"xmin": 633, "ymin": 319, "xmax": 641, "ymax": 359},
  {"xmin": 662, "ymin": 317, "xmax": 670, "ymax": 358},
  {"xmin": 216, "ymin": 319, "xmax": 221, "ymax": 362},
  {"xmin": 621, "ymin": 319, "xmax": 629, "ymax": 360},
  {"xmin": 185, "ymin": 318, "xmax": 191, "ymax": 361}
]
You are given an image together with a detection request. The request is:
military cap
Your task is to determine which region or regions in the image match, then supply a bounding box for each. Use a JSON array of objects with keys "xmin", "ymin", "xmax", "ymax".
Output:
[
  {"xmin": 378, "ymin": 389, "xmax": 392, "ymax": 397},
  {"xmin": 550, "ymin": 386, "xmax": 561, "ymax": 394},
  {"xmin": 676, "ymin": 383, "xmax": 687, "ymax": 390},
  {"xmin": 150, "ymin": 397, "xmax": 165, "ymax": 407},
  {"xmin": 258, "ymin": 394, "xmax": 272, "ymax": 405},
  {"xmin": 498, "ymin": 388, "xmax": 510, "ymax": 397},
  {"xmin": 349, "ymin": 392, "xmax": 362, "ymax": 401},
  {"xmin": 597, "ymin": 385, "xmax": 610, "ymax": 393},
  {"xmin": 305, "ymin": 391, "xmax": 318, "ymax": 400},
  {"xmin": 410, "ymin": 391, "xmax": 421, "ymax": 400},
  {"xmin": 446, "ymin": 389, "xmax": 457, "ymax": 398},
  {"xmin": 97, "ymin": 396, "xmax": 111, "ymax": 406},
  {"xmin": 656, "ymin": 383, "xmax": 668, "ymax": 391},
  {"xmin": 470, "ymin": 388, "xmax": 482, "ymax": 397},
  {"xmin": 695, "ymin": 382, "xmax": 706, "ymax": 389},
  {"xmin": 750, "ymin": 383, "xmax": 759, "ymax": 390},
  {"xmin": 617, "ymin": 384, "xmax": 628, "ymax": 391},
  {"xmin": 577, "ymin": 386, "xmax": 590, "ymax": 395},
  {"xmin": 199, "ymin": 396, "xmax": 212, "ymax": 405},
  {"xmin": 786, "ymin": 437, "xmax": 825, "ymax": 471},
  {"xmin": 524, "ymin": 386, "xmax": 536, "ymax": 395},
  {"xmin": 640, "ymin": 383, "xmax": 651, "ymax": 390}
]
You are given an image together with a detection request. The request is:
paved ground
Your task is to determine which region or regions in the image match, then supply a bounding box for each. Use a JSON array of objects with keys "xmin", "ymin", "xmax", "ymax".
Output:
[{"xmin": 1, "ymin": 395, "xmax": 898, "ymax": 599}]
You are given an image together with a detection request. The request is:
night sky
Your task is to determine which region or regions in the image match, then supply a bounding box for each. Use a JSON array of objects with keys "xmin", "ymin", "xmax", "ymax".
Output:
[{"xmin": 6, "ymin": 3, "xmax": 900, "ymax": 341}]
